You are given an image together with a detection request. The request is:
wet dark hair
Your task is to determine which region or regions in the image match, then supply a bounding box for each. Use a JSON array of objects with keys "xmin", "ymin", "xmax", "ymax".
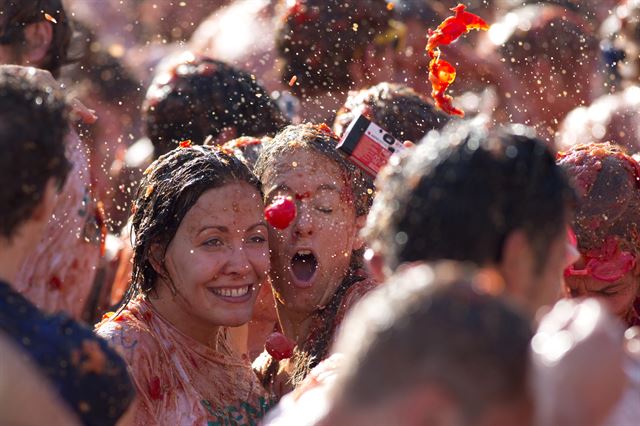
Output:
[
  {"xmin": 333, "ymin": 82, "xmax": 450, "ymax": 141},
  {"xmin": 254, "ymin": 123, "xmax": 372, "ymax": 386},
  {"xmin": 557, "ymin": 142, "xmax": 640, "ymax": 254},
  {"xmin": 275, "ymin": 0, "xmax": 394, "ymax": 96},
  {"xmin": 0, "ymin": 67, "xmax": 71, "ymax": 237},
  {"xmin": 143, "ymin": 53, "xmax": 288, "ymax": 157},
  {"xmin": 0, "ymin": 0, "xmax": 73, "ymax": 77},
  {"xmin": 332, "ymin": 263, "xmax": 532, "ymax": 422},
  {"xmin": 365, "ymin": 122, "xmax": 574, "ymax": 272},
  {"xmin": 128, "ymin": 145, "xmax": 261, "ymax": 298}
]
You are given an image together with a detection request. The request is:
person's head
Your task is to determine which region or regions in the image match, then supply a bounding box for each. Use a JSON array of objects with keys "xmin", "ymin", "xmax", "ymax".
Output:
[
  {"xmin": 481, "ymin": 4, "xmax": 600, "ymax": 141},
  {"xmin": 275, "ymin": 0, "xmax": 397, "ymax": 97},
  {"xmin": 556, "ymin": 87, "xmax": 640, "ymax": 155},
  {"xmin": 0, "ymin": 66, "xmax": 71, "ymax": 251},
  {"xmin": 129, "ymin": 145, "xmax": 268, "ymax": 330},
  {"xmin": 364, "ymin": 122, "xmax": 575, "ymax": 313},
  {"xmin": 254, "ymin": 123, "xmax": 371, "ymax": 316},
  {"xmin": 332, "ymin": 82, "xmax": 450, "ymax": 141},
  {"xmin": 325, "ymin": 262, "xmax": 533, "ymax": 426},
  {"xmin": 0, "ymin": 1, "xmax": 72, "ymax": 77},
  {"xmin": 143, "ymin": 52, "xmax": 288, "ymax": 157},
  {"xmin": 558, "ymin": 142, "xmax": 640, "ymax": 325}
]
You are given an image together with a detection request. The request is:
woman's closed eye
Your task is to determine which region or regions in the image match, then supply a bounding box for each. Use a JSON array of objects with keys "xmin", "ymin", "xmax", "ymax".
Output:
[
  {"xmin": 247, "ymin": 234, "xmax": 267, "ymax": 244},
  {"xmin": 315, "ymin": 205, "xmax": 333, "ymax": 214}
]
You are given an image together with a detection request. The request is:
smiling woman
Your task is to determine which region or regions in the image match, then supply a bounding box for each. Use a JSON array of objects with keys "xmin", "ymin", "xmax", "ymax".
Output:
[{"xmin": 95, "ymin": 146, "xmax": 274, "ymax": 424}]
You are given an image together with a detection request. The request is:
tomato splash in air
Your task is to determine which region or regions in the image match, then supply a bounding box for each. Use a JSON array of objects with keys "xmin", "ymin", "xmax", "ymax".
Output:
[
  {"xmin": 264, "ymin": 196, "xmax": 297, "ymax": 229},
  {"xmin": 426, "ymin": 4, "xmax": 489, "ymax": 116},
  {"xmin": 44, "ymin": 13, "xmax": 58, "ymax": 24},
  {"xmin": 265, "ymin": 332, "xmax": 295, "ymax": 360}
]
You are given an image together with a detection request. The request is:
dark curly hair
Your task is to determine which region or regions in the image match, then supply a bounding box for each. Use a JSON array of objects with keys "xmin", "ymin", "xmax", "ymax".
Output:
[
  {"xmin": 0, "ymin": 0, "xmax": 73, "ymax": 77},
  {"xmin": 0, "ymin": 67, "xmax": 71, "ymax": 237},
  {"xmin": 127, "ymin": 145, "xmax": 261, "ymax": 299},
  {"xmin": 143, "ymin": 53, "xmax": 288, "ymax": 156},
  {"xmin": 333, "ymin": 82, "xmax": 450, "ymax": 140},
  {"xmin": 275, "ymin": 0, "xmax": 394, "ymax": 96},
  {"xmin": 364, "ymin": 122, "xmax": 575, "ymax": 273}
]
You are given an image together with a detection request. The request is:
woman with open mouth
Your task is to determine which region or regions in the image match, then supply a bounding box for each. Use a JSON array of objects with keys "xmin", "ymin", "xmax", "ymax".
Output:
[
  {"xmin": 252, "ymin": 123, "xmax": 377, "ymax": 398},
  {"xmin": 95, "ymin": 145, "xmax": 274, "ymax": 424}
]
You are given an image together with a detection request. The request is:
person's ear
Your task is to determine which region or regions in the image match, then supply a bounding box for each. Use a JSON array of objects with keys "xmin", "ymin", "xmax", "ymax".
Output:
[
  {"xmin": 499, "ymin": 230, "xmax": 535, "ymax": 301},
  {"xmin": 148, "ymin": 242, "xmax": 166, "ymax": 276},
  {"xmin": 21, "ymin": 21, "xmax": 53, "ymax": 67}
]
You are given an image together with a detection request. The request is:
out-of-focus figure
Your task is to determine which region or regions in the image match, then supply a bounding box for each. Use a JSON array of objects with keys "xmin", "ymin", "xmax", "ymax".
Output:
[{"xmin": 265, "ymin": 262, "xmax": 534, "ymax": 426}]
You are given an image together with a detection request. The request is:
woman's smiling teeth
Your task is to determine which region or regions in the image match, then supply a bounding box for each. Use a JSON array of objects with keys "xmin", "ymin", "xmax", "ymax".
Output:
[{"xmin": 211, "ymin": 286, "xmax": 251, "ymax": 297}]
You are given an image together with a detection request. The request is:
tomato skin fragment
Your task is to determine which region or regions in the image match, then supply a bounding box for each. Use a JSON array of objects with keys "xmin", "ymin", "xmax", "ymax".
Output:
[
  {"xmin": 425, "ymin": 4, "xmax": 489, "ymax": 116},
  {"xmin": 44, "ymin": 13, "xmax": 58, "ymax": 24}
]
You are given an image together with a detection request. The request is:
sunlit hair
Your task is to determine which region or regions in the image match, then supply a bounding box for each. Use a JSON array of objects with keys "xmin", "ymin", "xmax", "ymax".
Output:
[
  {"xmin": 364, "ymin": 121, "xmax": 574, "ymax": 273},
  {"xmin": 127, "ymin": 145, "xmax": 261, "ymax": 301}
]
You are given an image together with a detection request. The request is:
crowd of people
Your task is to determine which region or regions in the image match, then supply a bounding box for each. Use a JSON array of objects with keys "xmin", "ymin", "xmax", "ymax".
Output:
[{"xmin": 1, "ymin": 0, "xmax": 640, "ymax": 425}]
